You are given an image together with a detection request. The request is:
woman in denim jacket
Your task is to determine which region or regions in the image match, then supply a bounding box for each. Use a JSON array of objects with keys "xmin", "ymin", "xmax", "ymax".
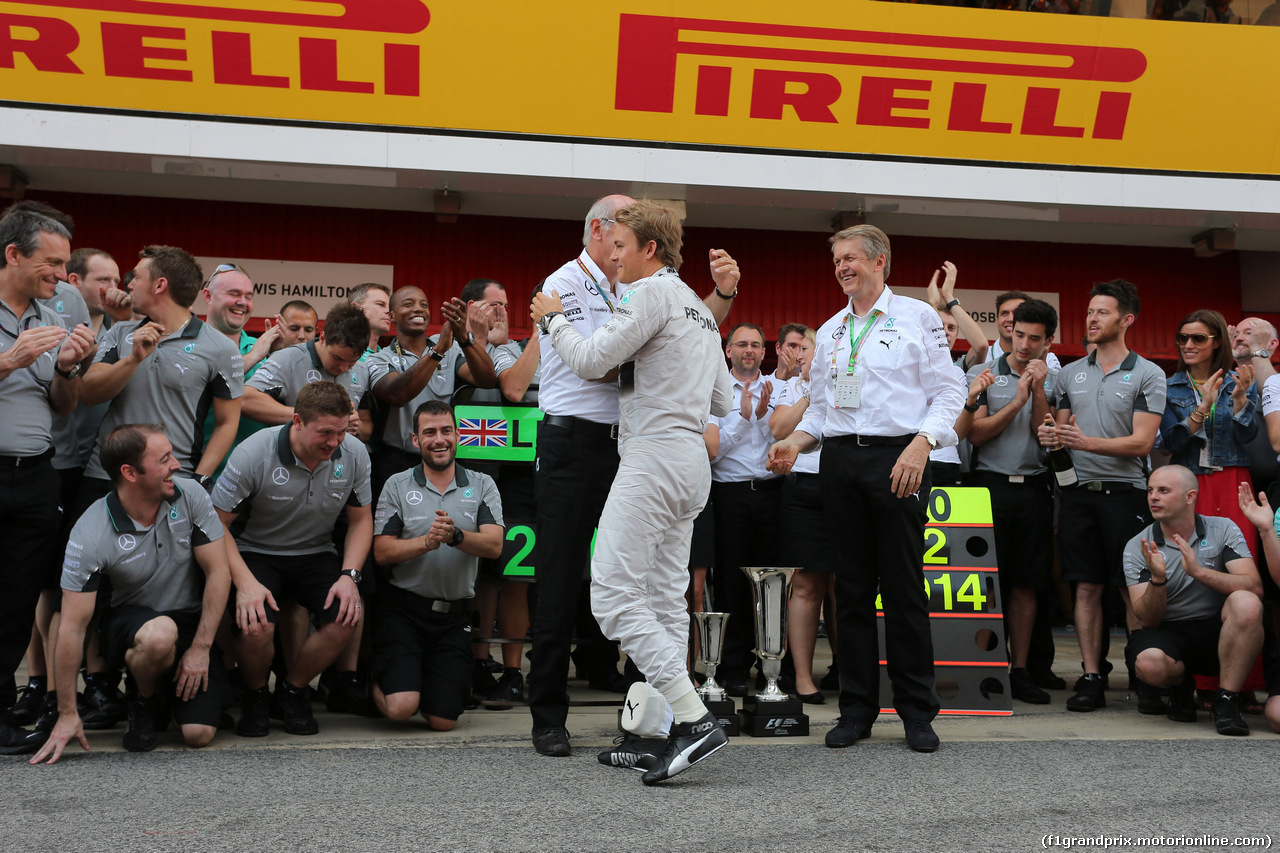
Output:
[{"xmin": 1160, "ymin": 309, "xmax": 1259, "ymax": 556}]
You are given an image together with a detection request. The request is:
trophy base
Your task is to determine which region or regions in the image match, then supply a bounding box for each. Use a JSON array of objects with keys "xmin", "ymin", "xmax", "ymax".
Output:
[
  {"xmin": 739, "ymin": 697, "xmax": 809, "ymax": 737},
  {"xmin": 617, "ymin": 699, "xmax": 740, "ymax": 737},
  {"xmin": 705, "ymin": 698, "xmax": 740, "ymax": 737}
]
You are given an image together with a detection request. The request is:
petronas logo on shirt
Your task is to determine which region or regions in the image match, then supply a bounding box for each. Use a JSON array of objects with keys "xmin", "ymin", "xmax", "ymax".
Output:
[
  {"xmin": 185, "ymin": 343, "xmax": 195, "ymax": 353},
  {"xmin": 620, "ymin": 290, "xmax": 636, "ymax": 305},
  {"xmin": 334, "ymin": 464, "xmax": 343, "ymax": 478},
  {"xmin": 169, "ymin": 507, "xmax": 180, "ymax": 520},
  {"xmin": 55, "ymin": 300, "xmax": 64, "ymax": 312},
  {"xmin": 465, "ymin": 488, "xmax": 474, "ymax": 498}
]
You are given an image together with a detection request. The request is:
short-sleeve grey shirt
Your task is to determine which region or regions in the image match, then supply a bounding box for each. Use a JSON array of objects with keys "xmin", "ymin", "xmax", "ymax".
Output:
[
  {"xmin": 366, "ymin": 337, "xmax": 465, "ymax": 454},
  {"xmin": 246, "ymin": 341, "xmax": 371, "ymax": 412},
  {"xmin": 1050, "ymin": 350, "xmax": 1166, "ymax": 486},
  {"xmin": 374, "ymin": 463, "xmax": 503, "ymax": 600},
  {"xmin": 968, "ymin": 354, "xmax": 1058, "ymax": 476},
  {"xmin": 86, "ymin": 315, "xmax": 245, "ymax": 480},
  {"xmin": 213, "ymin": 425, "xmax": 371, "ymax": 556},
  {"xmin": 41, "ymin": 282, "xmax": 92, "ymax": 470},
  {"xmin": 0, "ymin": 296, "xmax": 67, "ymax": 456},
  {"xmin": 1122, "ymin": 514, "xmax": 1250, "ymax": 622},
  {"xmin": 61, "ymin": 479, "xmax": 224, "ymax": 612}
]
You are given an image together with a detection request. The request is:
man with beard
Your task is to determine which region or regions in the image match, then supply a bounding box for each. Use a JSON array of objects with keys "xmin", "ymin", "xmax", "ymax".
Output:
[
  {"xmin": 371, "ymin": 401, "xmax": 504, "ymax": 730},
  {"xmin": 1038, "ymin": 279, "xmax": 1165, "ymax": 712},
  {"xmin": 532, "ymin": 199, "xmax": 735, "ymax": 784}
]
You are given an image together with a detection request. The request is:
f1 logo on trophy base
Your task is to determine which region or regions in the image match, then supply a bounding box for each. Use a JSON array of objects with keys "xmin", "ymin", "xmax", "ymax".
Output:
[{"xmin": 738, "ymin": 567, "xmax": 809, "ymax": 737}]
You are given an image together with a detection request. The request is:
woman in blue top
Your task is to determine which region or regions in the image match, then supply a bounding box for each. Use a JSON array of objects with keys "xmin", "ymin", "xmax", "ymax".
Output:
[{"xmin": 1160, "ymin": 309, "xmax": 1259, "ymax": 557}]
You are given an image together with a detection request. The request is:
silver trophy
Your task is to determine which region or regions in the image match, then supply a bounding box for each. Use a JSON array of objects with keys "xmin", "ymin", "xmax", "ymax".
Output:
[
  {"xmin": 741, "ymin": 566, "xmax": 797, "ymax": 702},
  {"xmin": 693, "ymin": 612, "xmax": 731, "ymax": 702}
]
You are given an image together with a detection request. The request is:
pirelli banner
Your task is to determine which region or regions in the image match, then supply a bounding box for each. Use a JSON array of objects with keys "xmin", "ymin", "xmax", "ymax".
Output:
[{"xmin": 3, "ymin": 2, "xmax": 1277, "ymax": 176}]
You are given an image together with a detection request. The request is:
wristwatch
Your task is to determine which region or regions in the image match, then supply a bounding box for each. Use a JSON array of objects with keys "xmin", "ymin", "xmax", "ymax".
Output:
[
  {"xmin": 714, "ymin": 288, "xmax": 738, "ymax": 300},
  {"xmin": 917, "ymin": 431, "xmax": 938, "ymax": 449},
  {"xmin": 538, "ymin": 311, "xmax": 564, "ymax": 335},
  {"xmin": 964, "ymin": 401, "xmax": 980, "ymax": 413},
  {"xmin": 341, "ymin": 569, "xmax": 363, "ymax": 585},
  {"xmin": 459, "ymin": 332, "xmax": 476, "ymax": 348},
  {"xmin": 54, "ymin": 363, "xmax": 81, "ymax": 380},
  {"xmin": 450, "ymin": 527, "xmax": 464, "ymax": 547},
  {"xmin": 1252, "ymin": 349, "xmax": 1272, "ymax": 359},
  {"xmin": 195, "ymin": 473, "xmax": 214, "ymax": 493},
  {"xmin": 944, "ymin": 299, "xmax": 962, "ymax": 313},
  {"xmin": 427, "ymin": 348, "xmax": 445, "ymax": 362}
]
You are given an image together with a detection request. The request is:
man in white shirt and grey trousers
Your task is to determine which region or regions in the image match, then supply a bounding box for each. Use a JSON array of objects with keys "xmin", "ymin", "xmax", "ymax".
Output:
[{"xmin": 769, "ymin": 224, "xmax": 965, "ymax": 754}]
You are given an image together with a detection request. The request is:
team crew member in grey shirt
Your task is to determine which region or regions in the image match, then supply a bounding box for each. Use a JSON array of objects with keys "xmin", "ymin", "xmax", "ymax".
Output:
[
  {"xmin": 532, "ymin": 200, "xmax": 735, "ymax": 785},
  {"xmin": 30, "ymin": 424, "xmax": 233, "ymax": 762},
  {"xmin": 213, "ymin": 382, "xmax": 373, "ymax": 737},
  {"xmin": 79, "ymin": 245, "xmax": 244, "ymax": 503},
  {"xmin": 0, "ymin": 206, "xmax": 95, "ymax": 753},
  {"xmin": 372, "ymin": 401, "xmax": 504, "ymax": 730},
  {"xmin": 1125, "ymin": 466, "xmax": 1263, "ymax": 736},
  {"xmin": 367, "ymin": 286, "xmax": 495, "ymax": 495},
  {"xmin": 1038, "ymin": 279, "xmax": 1166, "ymax": 712},
  {"xmin": 966, "ymin": 298, "xmax": 1059, "ymax": 705},
  {"xmin": 244, "ymin": 302, "xmax": 373, "ymax": 441}
]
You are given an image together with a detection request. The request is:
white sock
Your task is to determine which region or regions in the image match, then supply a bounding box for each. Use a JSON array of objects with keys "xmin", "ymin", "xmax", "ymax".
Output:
[
  {"xmin": 660, "ymin": 679, "xmax": 709, "ymax": 725},
  {"xmin": 620, "ymin": 682, "xmax": 668, "ymax": 737}
]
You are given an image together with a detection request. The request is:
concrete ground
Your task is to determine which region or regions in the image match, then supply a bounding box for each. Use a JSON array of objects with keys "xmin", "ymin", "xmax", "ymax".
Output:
[{"xmin": 5, "ymin": 634, "xmax": 1278, "ymax": 852}]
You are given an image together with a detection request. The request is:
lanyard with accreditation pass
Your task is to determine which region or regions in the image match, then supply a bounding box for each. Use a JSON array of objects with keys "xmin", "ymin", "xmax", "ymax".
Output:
[
  {"xmin": 576, "ymin": 258, "xmax": 615, "ymax": 313},
  {"xmin": 831, "ymin": 309, "xmax": 882, "ymax": 409}
]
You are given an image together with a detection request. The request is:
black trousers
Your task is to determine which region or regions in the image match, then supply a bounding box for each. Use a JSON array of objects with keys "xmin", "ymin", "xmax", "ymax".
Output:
[
  {"xmin": 0, "ymin": 458, "xmax": 62, "ymax": 704},
  {"xmin": 820, "ymin": 438, "xmax": 939, "ymax": 724},
  {"xmin": 528, "ymin": 422, "xmax": 619, "ymax": 730},
  {"xmin": 710, "ymin": 479, "xmax": 782, "ymax": 681}
]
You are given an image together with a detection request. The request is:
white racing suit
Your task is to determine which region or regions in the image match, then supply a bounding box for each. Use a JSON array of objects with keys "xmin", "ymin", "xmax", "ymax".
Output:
[{"xmin": 545, "ymin": 268, "xmax": 734, "ymax": 691}]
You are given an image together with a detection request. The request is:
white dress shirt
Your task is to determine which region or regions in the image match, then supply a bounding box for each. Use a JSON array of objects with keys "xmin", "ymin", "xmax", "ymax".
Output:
[
  {"xmin": 773, "ymin": 375, "xmax": 820, "ymax": 474},
  {"xmin": 797, "ymin": 286, "xmax": 965, "ymax": 447},
  {"xmin": 709, "ymin": 371, "xmax": 777, "ymax": 482},
  {"xmin": 536, "ymin": 251, "xmax": 621, "ymax": 424}
]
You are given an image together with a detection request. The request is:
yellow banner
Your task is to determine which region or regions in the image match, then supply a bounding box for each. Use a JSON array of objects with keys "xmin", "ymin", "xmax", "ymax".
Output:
[{"xmin": 2, "ymin": 1, "xmax": 1277, "ymax": 175}]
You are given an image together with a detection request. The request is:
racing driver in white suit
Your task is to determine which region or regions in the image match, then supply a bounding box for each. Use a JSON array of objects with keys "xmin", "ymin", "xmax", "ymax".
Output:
[{"xmin": 531, "ymin": 200, "xmax": 735, "ymax": 785}]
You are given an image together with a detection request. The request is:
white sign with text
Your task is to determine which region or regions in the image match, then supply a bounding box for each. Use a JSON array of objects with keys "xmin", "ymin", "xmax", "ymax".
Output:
[{"xmin": 195, "ymin": 257, "xmax": 395, "ymax": 322}]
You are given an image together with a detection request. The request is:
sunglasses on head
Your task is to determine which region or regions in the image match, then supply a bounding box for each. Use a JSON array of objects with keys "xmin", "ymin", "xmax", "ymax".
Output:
[
  {"xmin": 1175, "ymin": 333, "xmax": 1215, "ymax": 346},
  {"xmin": 205, "ymin": 262, "xmax": 247, "ymax": 286}
]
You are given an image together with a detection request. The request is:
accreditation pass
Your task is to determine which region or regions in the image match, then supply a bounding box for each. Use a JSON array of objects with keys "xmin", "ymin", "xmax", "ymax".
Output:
[{"xmin": 833, "ymin": 372, "xmax": 862, "ymax": 409}]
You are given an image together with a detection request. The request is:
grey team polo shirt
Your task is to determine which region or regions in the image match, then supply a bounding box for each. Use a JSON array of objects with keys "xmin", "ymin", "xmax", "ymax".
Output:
[
  {"xmin": 967, "ymin": 354, "xmax": 1059, "ymax": 477},
  {"xmin": 1122, "ymin": 514, "xmax": 1250, "ymax": 622},
  {"xmin": 86, "ymin": 315, "xmax": 244, "ymax": 480},
  {"xmin": 375, "ymin": 464, "xmax": 503, "ymax": 600},
  {"xmin": 62, "ymin": 479, "xmax": 224, "ymax": 612},
  {"xmin": 366, "ymin": 337, "xmax": 466, "ymax": 454},
  {"xmin": 213, "ymin": 425, "xmax": 371, "ymax": 556},
  {"xmin": 246, "ymin": 340, "xmax": 371, "ymax": 411},
  {"xmin": 1050, "ymin": 350, "xmax": 1165, "ymax": 486},
  {"xmin": 0, "ymin": 296, "xmax": 67, "ymax": 456},
  {"xmin": 41, "ymin": 282, "xmax": 92, "ymax": 470}
]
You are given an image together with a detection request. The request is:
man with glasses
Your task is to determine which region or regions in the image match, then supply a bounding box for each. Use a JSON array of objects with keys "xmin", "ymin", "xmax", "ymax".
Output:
[
  {"xmin": 0, "ymin": 205, "xmax": 95, "ymax": 754},
  {"xmin": 526, "ymin": 194, "xmax": 741, "ymax": 758},
  {"xmin": 705, "ymin": 322, "xmax": 781, "ymax": 696}
]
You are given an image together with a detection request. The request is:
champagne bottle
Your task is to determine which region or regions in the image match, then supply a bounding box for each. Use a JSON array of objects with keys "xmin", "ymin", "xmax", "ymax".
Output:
[{"xmin": 1044, "ymin": 414, "xmax": 1078, "ymax": 487}]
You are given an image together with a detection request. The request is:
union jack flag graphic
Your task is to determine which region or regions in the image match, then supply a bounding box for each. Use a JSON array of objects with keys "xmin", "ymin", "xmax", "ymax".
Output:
[{"xmin": 458, "ymin": 418, "xmax": 508, "ymax": 448}]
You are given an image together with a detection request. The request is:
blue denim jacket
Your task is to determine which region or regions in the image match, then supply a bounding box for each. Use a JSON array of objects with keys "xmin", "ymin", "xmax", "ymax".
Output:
[{"xmin": 1160, "ymin": 370, "xmax": 1258, "ymax": 472}]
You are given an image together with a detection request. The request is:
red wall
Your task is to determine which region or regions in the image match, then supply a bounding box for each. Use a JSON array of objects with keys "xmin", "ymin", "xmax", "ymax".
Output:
[{"xmin": 37, "ymin": 190, "xmax": 1270, "ymax": 368}]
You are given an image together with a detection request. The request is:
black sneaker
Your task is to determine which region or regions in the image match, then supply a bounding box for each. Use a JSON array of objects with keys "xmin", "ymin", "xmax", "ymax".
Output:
[
  {"xmin": 481, "ymin": 655, "xmax": 503, "ymax": 674},
  {"xmin": 3, "ymin": 678, "xmax": 46, "ymax": 726},
  {"xmin": 597, "ymin": 732, "xmax": 664, "ymax": 771},
  {"xmin": 1211, "ymin": 689, "xmax": 1249, "ymax": 736},
  {"xmin": 640, "ymin": 712, "xmax": 728, "ymax": 785},
  {"xmin": 325, "ymin": 672, "xmax": 380, "ymax": 717},
  {"xmin": 472, "ymin": 660, "xmax": 498, "ymax": 696},
  {"xmin": 236, "ymin": 685, "xmax": 272, "ymax": 737},
  {"xmin": 484, "ymin": 670, "xmax": 524, "ymax": 709},
  {"xmin": 1166, "ymin": 678, "xmax": 1197, "ymax": 723},
  {"xmin": 819, "ymin": 663, "xmax": 840, "ymax": 692},
  {"xmin": 904, "ymin": 719, "xmax": 940, "ymax": 753},
  {"xmin": 532, "ymin": 725, "xmax": 571, "ymax": 757},
  {"xmin": 81, "ymin": 673, "xmax": 127, "ymax": 730},
  {"xmin": 0, "ymin": 722, "xmax": 48, "ymax": 756},
  {"xmin": 1066, "ymin": 673, "xmax": 1106, "ymax": 712},
  {"xmin": 275, "ymin": 681, "xmax": 319, "ymax": 735},
  {"xmin": 1135, "ymin": 681, "xmax": 1168, "ymax": 715},
  {"xmin": 34, "ymin": 691, "xmax": 59, "ymax": 734},
  {"xmin": 1009, "ymin": 668, "xmax": 1051, "ymax": 705},
  {"xmin": 825, "ymin": 717, "xmax": 870, "ymax": 748},
  {"xmin": 1030, "ymin": 668, "xmax": 1067, "ymax": 690},
  {"xmin": 122, "ymin": 695, "xmax": 160, "ymax": 752}
]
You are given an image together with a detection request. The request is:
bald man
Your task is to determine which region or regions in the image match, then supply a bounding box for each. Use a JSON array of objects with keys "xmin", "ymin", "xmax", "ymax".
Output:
[{"xmin": 1124, "ymin": 465, "xmax": 1263, "ymax": 735}]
